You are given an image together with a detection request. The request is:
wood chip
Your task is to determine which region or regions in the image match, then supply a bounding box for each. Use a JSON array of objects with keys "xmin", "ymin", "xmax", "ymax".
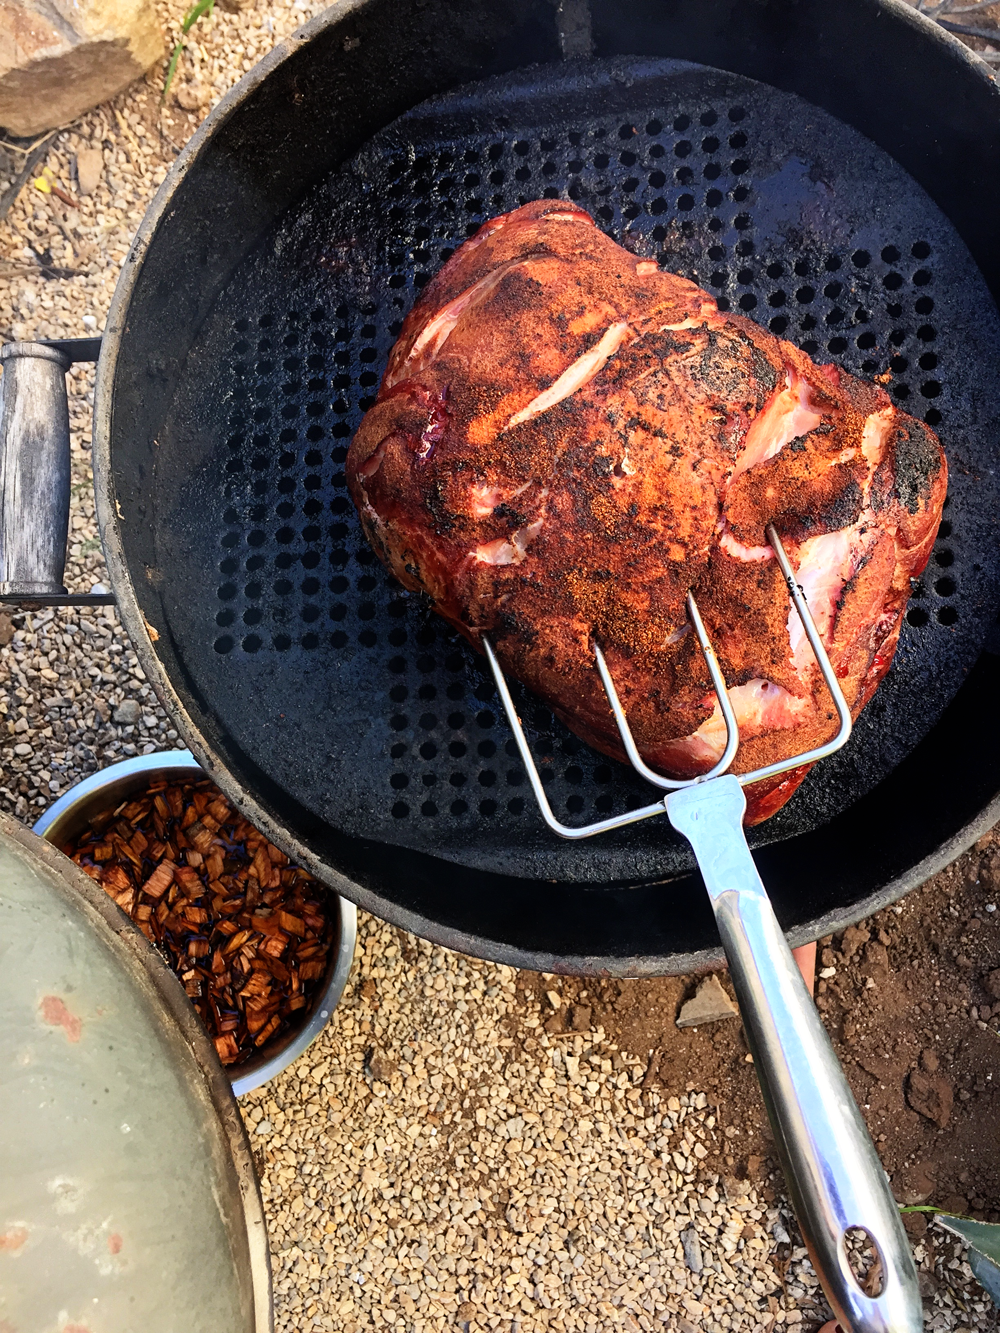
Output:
[{"xmin": 63, "ymin": 777, "xmax": 335, "ymax": 1067}]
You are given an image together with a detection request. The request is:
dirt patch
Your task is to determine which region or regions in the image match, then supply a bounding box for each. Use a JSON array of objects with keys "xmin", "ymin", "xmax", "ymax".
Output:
[{"xmin": 519, "ymin": 826, "xmax": 1000, "ymax": 1233}]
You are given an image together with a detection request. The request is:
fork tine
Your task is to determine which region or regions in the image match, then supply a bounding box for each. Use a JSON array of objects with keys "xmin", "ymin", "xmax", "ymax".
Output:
[
  {"xmin": 733, "ymin": 525, "xmax": 853, "ymax": 787},
  {"xmin": 481, "ymin": 635, "xmax": 671, "ymax": 839},
  {"xmin": 594, "ymin": 590, "xmax": 739, "ymax": 789}
]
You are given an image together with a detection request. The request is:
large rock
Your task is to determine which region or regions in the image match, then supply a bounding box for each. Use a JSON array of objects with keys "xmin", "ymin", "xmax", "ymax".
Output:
[{"xmin": 0, "ymin": 0, "xmax": 163, "ymax": 138}]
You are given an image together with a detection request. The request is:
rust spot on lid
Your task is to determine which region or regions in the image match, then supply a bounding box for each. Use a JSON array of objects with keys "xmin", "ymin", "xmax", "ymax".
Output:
[{"xmin": 39, "ymin": 995, "xmax": 82, "ymax": 1042}]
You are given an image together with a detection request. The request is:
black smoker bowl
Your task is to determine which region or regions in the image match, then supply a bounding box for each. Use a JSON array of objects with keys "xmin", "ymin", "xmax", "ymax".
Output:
[{"xmin": 94, "ymin": 0, "xmax": 1000, "ymax": 975}]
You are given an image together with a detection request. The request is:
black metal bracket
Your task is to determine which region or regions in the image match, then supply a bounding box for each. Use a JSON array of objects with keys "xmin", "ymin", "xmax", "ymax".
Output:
[
  {"xmin": 0, "ymin": 592, "xmax": 116, "ymax": 608},
  {"xmin": 39, "ymin": 336, "xmax": 103, "ymax": 364}
]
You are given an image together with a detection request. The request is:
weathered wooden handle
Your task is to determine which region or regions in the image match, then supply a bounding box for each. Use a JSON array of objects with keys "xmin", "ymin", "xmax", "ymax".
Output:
[{"xmin": 0, "ymin": 342, "xmax": 72, "ymax": 596}]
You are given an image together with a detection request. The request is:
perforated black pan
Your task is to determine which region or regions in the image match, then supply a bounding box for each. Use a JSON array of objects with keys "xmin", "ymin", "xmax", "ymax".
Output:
[{"xmin": 95, "ymin": 0, "xmax": 1000, "ymax": 974}]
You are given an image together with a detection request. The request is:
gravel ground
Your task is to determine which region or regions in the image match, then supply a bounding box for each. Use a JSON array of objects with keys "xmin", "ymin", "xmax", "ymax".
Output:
[{"xmin": 1, "ymin": 3, "xmax": 997, "ymax": 1329}]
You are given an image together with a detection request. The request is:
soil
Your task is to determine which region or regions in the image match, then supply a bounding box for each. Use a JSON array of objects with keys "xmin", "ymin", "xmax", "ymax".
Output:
[{"xmin": 519, "ymin": 826, "xmax": 1000, "ymax": 1242}]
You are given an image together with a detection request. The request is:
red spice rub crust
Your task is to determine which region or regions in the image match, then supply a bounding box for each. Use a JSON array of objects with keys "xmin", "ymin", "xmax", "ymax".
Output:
[{"xmin": 348, "ymin": 201, "xmax": 946, "ymax": 823}]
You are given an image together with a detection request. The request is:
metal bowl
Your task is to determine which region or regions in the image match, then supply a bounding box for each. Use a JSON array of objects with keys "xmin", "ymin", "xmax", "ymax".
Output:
[{"xmin": 34, "ymin": 751, "xmax": 357, "ymax": 1096}]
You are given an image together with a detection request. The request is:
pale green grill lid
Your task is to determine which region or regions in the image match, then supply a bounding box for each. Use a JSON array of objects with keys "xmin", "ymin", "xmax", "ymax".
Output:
[{"xmin": 0, "ymin": 811, "xmax": 271, "ymax": 1332}]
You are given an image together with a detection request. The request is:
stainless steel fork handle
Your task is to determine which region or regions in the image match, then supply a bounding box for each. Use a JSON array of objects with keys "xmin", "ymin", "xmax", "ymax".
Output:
[{"xmin": 667, "ymin": 775, "xmax": 921, "ymax": 1333}]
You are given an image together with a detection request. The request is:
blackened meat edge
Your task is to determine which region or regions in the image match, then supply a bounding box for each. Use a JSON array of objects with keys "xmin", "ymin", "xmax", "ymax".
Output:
[{"xmin": 348, "ymin": 202, "xmax": 947, "ymax": 824}]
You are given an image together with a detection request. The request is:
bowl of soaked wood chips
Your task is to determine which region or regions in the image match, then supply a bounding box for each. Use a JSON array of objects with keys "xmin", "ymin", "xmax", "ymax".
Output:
[{"xmin": 34, "ymin": 751, "xmax": 356, "ymax": 1095}]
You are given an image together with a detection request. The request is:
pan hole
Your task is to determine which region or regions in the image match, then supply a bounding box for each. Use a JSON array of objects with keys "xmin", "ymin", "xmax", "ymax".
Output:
[
  {"xmin": 935, "ymin": 577, "xmax": 956, "ymax": 597},
  {"xmin": 938, "ymin": 606, "xmax": 959, "ymax": 626},
  {"xmin": 925, "ymin": 408, "xmax": 942, "ymax": 426},
  {"xmin": 214, "ymin": 635, "xmax": 234, "ymax": 654},
  {"xmin": 843, "ymin": 1227, "xmax": 885, "ymax": 1297},
  {"xmin": 920, "ymin": 380, "xmax": 941, "ymax": 398},
  {"xmin": 935, "ymin": 548, "xmax": 954, "ymax": 567},
  {"xmin": 912, "ymin": 240, "xmax": 931, "ymax": 259},
  {"xmin": 242, "ymin": 635, "xmax": 262, "ymax": 654},
  {"xmin": 852, "ymin": 249, "xmax": 871, "ymax": 268},
  {"xmin": 727, "ymin": 105, "xmax": 746, "ymax": 121},
  {"xmin": 907, "ymin": 607, "xmax": 929, "ymax": 628}
]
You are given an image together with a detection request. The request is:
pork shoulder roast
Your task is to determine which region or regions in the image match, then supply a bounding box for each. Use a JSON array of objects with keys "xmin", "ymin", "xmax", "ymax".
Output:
[{"xmin": 347, "ymin": 200, "xmax": 947, "ymax": 824}]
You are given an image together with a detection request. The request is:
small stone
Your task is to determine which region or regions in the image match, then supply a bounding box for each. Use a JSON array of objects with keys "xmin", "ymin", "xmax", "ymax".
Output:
[
  {"xmin": 903, "ymin": 1211, "xmax": 928, "ymax": 1239},
  {"xmin": 568, "ymin": 1003, "xmax": 592, "ymax": 1032},
  {"xmin": 920, "ymin": 1048, "xmax": 940, "ymax": 1074},
  {"xmin": 365, "ymin": 1050, "xmax": 396, "ymax": 1082},
  {"xmin": 13, "ymin": 743, "xmax": 31, "ymax": 756},
  {"xmin": 0, "ymin": 614, "xmax": 13, "ymax": 647},
  {"xmin": 13, "ymin": 716, "xmax": 28, "ymax": 733},
  {"xmin": 255, "ymin": 1119, "xmax": 272, "ymax": 1136},
  {"xmin": 892, "ymin": 1160, "xmax": 936, "ymax": 1206},
  {"xmin": 680, "ymin": 1227, "xmax": 703, "ymax": 1273},
  {"xmin": 940, "ymin": 1194, "xmax": 969, "ymax": 1216},
  {"xmin": 113, "ymin": 699, "xmax": 141, "ymax": 725},
  {"xmin": 175, "ymin": 79, "xmax": 210, "ymax": 111},
  {"xmin": 981, "ymin": 851, "xmax": 1000, "ymax": 893},
  {"xmin": 76, "ymin": 147, "xmax": 104, "ymax": 197},
  {"xmin": 676, "ymin": 974, "xmax": 739, "ymax": 1027},
  {"xmin": 839, "ymin": 923, "xmax": 870, "ymax": 961},
  {"xmin": 457, "ymin": 1302, "xmax": 476, "ymax": 1321},
  {"xmin": 906, "ymin": 1069, "xmax": 953, "ymax": 1129}
]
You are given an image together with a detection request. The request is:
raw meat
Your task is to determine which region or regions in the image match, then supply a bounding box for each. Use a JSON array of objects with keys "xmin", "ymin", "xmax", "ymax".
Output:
[{"xmin": 348, "ymin": 201, "xmax": 947, "ymax": 823}]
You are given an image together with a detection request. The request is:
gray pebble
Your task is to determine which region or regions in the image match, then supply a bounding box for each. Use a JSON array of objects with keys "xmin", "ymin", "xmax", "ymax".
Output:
[{"xmin": 681, "ymin": 1226, "xmax": 703, "ymax": 1273}]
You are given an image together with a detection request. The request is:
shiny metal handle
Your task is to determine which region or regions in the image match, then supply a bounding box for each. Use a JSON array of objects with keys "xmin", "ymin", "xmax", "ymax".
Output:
[
  {"xmin": 668, "ymin": 775, "xmax": 921, "ymax": 1333},
  {"xmin": 0, "ymin": 341, "xmax": 72, "ymax": 596}
]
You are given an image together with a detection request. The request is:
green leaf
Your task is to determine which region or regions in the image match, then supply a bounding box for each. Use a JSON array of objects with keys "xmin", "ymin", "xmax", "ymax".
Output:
[
  {"xmin": 935, "ymin": 1213, "xmax": 1000, "ymax": 1266},
  {"xmin": 161, "ymin": 0, "xmax": 216, "ymax": 99},
  {"xmin": 969, "ymin": 1250, "xmax": 1000, "ymax": 1307},
  {"xmin": 934, "ymin": 1213, "xmax": 1000, "ymax": 1310},
  {"xmin": 162, "ymin": 42, "xmax": 184, "ymax": 101},
  {"xmin": 181, "ymin": 0, "xmax": 215, "ymax": 35}
]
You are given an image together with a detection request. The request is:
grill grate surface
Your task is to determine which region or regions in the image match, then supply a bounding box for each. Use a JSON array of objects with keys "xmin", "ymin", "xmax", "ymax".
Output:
[{"xmin": 156, "ymin": 58, "xmax": 1000, "ymax": 883}]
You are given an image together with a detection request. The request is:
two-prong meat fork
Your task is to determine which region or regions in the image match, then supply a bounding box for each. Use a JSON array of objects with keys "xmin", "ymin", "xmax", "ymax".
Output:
[{"xmin": 482, "ymin": 525, "xmax": 921, "ymax": 1333}]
